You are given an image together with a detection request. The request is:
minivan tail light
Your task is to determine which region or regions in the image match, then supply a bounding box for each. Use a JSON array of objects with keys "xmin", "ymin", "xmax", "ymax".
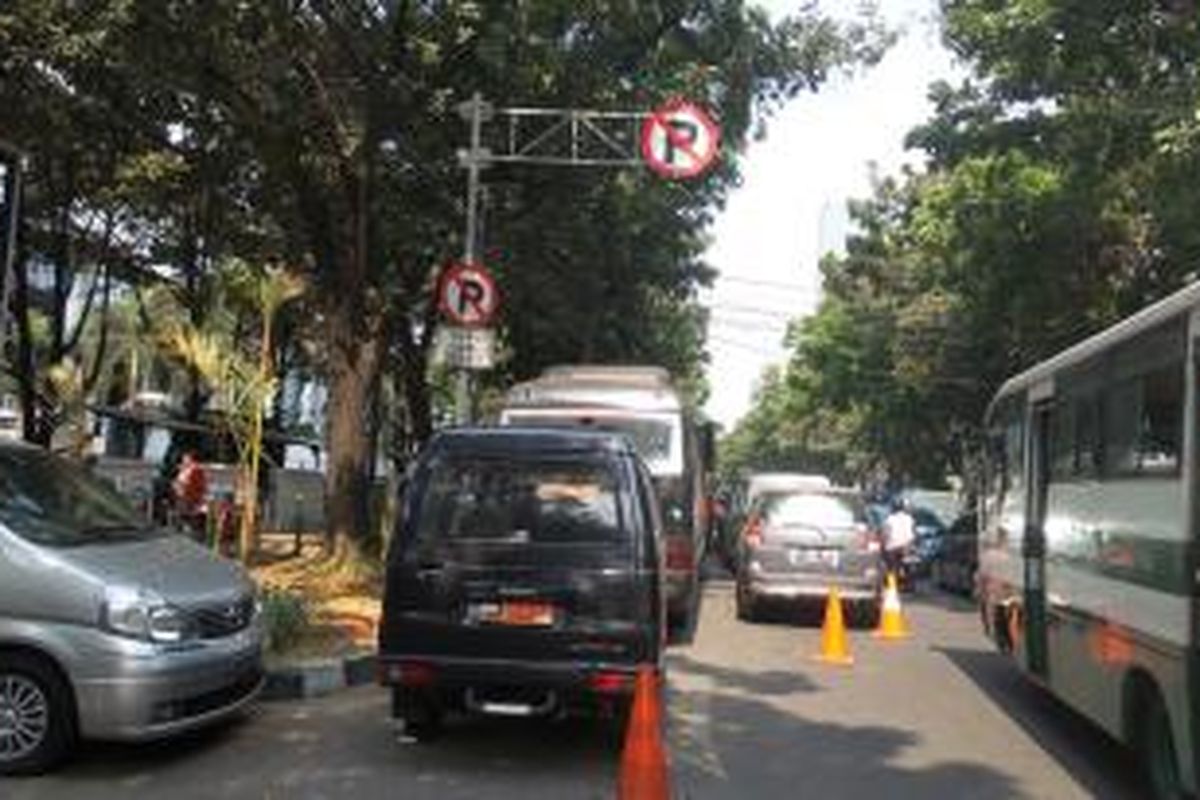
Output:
[
  {"xmin": 379, "ymin": 660, "xmax": 437, "ymax": 688},
  {"xmin": 665, "ymin": 537, "xmax": 694, "ymax": 571},
  {"xmin": 588, "ymin": 671, "xmax": 634, "ymax": 695}
]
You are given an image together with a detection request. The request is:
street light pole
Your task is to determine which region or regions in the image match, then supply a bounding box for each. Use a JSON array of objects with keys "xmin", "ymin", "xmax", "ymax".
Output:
[{"xmin": 455, "ymin": 92, "xmax": 489, "ymax": 425}]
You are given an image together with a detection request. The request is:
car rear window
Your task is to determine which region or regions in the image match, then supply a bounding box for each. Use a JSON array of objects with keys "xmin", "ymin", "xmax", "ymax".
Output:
[
  {"xmin": 759, "ymin": 492, "xmax": 865, "ymax": 532},
  {"xmin": 415, "ymin": 456, "xmax": 625, "ymax": 544}
]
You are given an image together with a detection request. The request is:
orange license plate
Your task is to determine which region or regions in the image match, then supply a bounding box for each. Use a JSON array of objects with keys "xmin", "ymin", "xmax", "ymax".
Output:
[{"xmin": 497, "ymin": 600, "xmax": 555, "ymax": 626}]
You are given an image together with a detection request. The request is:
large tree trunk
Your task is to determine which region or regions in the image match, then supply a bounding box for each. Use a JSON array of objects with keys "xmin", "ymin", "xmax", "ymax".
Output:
[
  {"xmin": 323, "ymin": 299, "xmax": 383, "ymax": 558},
  {"xmin": 12, "ymin": 246, "xmax": 48, "ymax": 446},
  {"xmin": 396, "ymin": 319, "xmax": 434, "ymax": 452}
]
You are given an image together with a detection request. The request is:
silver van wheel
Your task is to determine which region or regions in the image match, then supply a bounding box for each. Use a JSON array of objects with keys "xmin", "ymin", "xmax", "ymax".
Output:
[{"xmin": 0, "ymin": 674, "xmax": 49, "ymax": 763}]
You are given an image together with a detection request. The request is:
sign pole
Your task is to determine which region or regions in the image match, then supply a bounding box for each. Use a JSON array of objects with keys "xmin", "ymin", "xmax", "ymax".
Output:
[{"xmin": 457, "ymin": 92, "xmax": 486, "ymax": 425}]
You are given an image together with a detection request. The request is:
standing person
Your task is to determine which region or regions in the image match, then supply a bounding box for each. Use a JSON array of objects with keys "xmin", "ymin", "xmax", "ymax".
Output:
[
  {"xmin": 883, "ymin": 496, "xmax": 916, "ymax": 585},
  {"xmin": 173, "ymin": 450, "xmax": 209, "ymax": 540}
]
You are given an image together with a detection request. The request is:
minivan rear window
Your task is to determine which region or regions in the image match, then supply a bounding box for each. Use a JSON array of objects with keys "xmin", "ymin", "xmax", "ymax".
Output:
[{"xmin": 416, "ymin": 456, "xmax": 624, "ymax": 544}]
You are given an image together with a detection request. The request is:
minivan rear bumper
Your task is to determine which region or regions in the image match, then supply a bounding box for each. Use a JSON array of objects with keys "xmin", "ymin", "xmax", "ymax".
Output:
[
  {"xmin": 379, "ymin": 654, "xmax": 644, "ymax": 688},
  {"xmin": 378, "ymin": 655, "xmax": 648, "ymax": 717}
]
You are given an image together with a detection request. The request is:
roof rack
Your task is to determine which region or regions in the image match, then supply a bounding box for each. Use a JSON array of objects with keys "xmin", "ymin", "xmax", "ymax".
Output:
[{"xmin": 540, "ymin": 365, "xmax": 673, "ymax": 387}]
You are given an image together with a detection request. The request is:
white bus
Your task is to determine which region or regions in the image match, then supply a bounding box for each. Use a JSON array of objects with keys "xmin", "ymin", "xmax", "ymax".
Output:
[
  {"xmin": 499, "ymin": 365, "xmax": 713, "ymax": 631},
  {"xmin": 979, "ymin": 281, "xmax": 1200, "ymax": 799}
]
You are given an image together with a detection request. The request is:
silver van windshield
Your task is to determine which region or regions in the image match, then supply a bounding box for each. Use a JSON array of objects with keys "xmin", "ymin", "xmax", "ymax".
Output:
[
  {"xmin": 502, "ymin": 412, "xmax": 681, "ymax": 476},
  {"xmin": 0, "ymin": 449, "xmax": 161, "ymax": 546}
]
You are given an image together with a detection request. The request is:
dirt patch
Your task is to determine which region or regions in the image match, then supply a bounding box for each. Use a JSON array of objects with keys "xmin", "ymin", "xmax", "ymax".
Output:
[{"xmin": 252, "ymin": 534, "xmax": 382, "ymax": 657}]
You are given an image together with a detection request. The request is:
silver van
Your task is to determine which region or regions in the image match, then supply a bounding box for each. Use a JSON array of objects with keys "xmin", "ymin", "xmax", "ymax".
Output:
[{"xmin": 0, "ymin": 443, "xmax": 263, "ymax": 774}]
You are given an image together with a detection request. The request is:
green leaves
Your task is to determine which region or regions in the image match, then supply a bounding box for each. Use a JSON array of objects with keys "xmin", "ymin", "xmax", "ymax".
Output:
[{"xmin": 728, "ymin": 0, "xmax": 1200, "ymax": 489}]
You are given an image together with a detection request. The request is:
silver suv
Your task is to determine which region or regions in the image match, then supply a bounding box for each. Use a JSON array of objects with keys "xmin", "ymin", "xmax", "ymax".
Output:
[{"xmin": 0, "ymin": 443, "xmax": 263, "ymax": 774}]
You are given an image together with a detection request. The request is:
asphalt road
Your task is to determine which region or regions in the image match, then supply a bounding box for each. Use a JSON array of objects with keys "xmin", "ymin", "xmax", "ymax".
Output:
[{"xmin": 3, "ymin": 574, "xmax": 1149, "ymax": 800}]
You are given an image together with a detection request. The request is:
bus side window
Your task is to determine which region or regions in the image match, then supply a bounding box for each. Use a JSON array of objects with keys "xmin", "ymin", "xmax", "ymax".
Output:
[
  {"xmin": 1051, "ymin": 400, "xmax": 1074, "ymax": 481},
  {"xmin": 1075, "ymin": 394, "xmax": 1100, "ymax": 477},
  {"xmin": 1101, "ymin": 363, "xmax": 1183, "ymax": 477},
  {"xmin": 1103, "ymin": 379, "xmax": 1141, "ymax": 476},
  {"xmin": 1138, "ymin": 364, "xmax": 1182, "ymax": 474}
]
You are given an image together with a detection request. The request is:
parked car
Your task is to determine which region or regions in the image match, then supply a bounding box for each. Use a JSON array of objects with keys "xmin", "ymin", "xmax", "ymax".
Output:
[
  {"xmin": 903, "ymin": 506, "xmax": 950, "ymax": 581},
  {"xmin": 715, "ymin": 472, "xmax": 834, "ymax": 571},
  {"xmin": 932, "ymin": 511, "xmax": 979, "ymax": 595},
  {"xmin": 735, "ymin": 487, "xmax": 882, "ymax": 625},
  {"xmin": 378, "ymin": 428, "xmax": 666, "ymax": 741},
  {"xmin": 0, "ymin": 442, "xmax": 263, "ymax": 775}
]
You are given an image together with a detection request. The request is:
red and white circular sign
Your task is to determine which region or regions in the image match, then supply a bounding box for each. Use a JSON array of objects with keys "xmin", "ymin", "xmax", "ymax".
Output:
[
  {"xmin": 641, "ymin": 99, "xmax": 721, "ymax": 179},
  {"xmin": 438, "ymin": 261, "xmax": 499, "ymax": 327}
]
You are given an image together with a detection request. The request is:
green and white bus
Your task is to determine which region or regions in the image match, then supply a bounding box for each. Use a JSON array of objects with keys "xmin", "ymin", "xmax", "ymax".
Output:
[{"xmin": 979, "ymin": 281, "xmax": 1200, "ymax": 799}]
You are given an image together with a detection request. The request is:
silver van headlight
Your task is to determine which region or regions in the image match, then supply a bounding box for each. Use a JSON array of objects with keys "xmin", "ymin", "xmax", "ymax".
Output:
[{"xmin": 102, "ymin": 587, "xmax": 195, "ymax": 644}]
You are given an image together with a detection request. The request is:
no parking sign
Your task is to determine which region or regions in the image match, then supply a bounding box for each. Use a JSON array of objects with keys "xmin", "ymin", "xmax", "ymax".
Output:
[
  {"xmin": 438, "ymin": 261, "xmax": 500, "ymax": 328},
  {"xmin": 641, "ymin": 99, "xmax": 721, "ymax": 179}
]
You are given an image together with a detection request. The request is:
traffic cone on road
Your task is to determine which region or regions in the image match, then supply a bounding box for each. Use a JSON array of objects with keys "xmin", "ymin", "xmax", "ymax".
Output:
[
  {"xmin": 618, "ymin": 665, "xmax": 671, "ymax": 800},
  {"xmin": 814, "ymin": 586, "xmax": 854, "ymax": 666},
  {"xmin": 874, "ymin": 572, "xmax": 912, "ymax": 640}
]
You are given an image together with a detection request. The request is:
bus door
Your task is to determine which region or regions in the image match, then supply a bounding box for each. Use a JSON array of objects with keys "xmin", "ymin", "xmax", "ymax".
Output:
[{"xmin": 1023, "ymin": 401, "xmax": 1052, "ymax": 680}]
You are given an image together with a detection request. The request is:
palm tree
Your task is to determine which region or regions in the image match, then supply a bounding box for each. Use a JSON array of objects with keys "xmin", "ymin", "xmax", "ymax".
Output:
[{"xmin": 164, "ymin": 260, "xmax": 305, "ymax": 561}]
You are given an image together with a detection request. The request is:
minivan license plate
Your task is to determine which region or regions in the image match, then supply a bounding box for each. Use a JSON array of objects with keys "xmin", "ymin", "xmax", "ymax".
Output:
[
  {"xmin": 471, "ymin": 600, "xmax": 555, "ymax": 627},
  {"xmin": 500, "ymin": 600, "xmax": 554, "ymax": 626}
]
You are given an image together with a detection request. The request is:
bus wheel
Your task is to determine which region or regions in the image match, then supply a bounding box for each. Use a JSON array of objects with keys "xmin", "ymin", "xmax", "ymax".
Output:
[{"xmin": 1139, "ymin": 691, "xmax": 1185, "ymax": 800}]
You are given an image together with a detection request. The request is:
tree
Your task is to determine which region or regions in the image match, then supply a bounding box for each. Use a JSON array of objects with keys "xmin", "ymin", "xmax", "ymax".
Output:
[
  {"xmin": 165, "ymin": 261, "xmax": 304, "ymax": 560},
  {"xmin": 2, "ymin": 1, "xmax": 890, "ymax": 558},
  {"xmin": 123, "ymin": 1, "xmax": 890, "ymax": 556},
  {"xmin": 734, "ymin": 0, "xmax": 1200, "ymax": 486}
]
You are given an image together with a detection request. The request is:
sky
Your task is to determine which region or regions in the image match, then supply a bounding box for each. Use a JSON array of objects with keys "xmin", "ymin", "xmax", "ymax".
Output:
[{"xmin": 702, "ymin": 0, "xmax": 965, "ymax": 429}]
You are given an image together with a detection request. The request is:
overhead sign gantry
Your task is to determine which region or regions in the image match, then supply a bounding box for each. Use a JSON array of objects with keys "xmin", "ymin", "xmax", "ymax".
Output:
[{"xmin": 442, "ymin": 94, "xmax": 723, "ymax": 422}]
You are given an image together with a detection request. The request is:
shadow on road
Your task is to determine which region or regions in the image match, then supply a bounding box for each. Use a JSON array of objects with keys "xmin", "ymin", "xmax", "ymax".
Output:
[
  {"xmin": 911, "ymin": 587, "xmax": 978, "ymax": 615},
  {"xmin": 669, "ymin": 653, "xmax": 819, "ymax": 697},
  {"xmin": 671, "ymin": 555, "xmax": 733, "ymax": 647},
  {"xmin": 61, "ymin": 711, "xmax": 253, "ymax": 774},
  {"xmin": 23, "ymin": 689, "xmax": 620, "ymax": 800},
  {"xmin": 670, "ymin": 687, "xmax": 1023, "ymax": 800},
  {"xmin": 936, "ymin": 647, "xmax": 1145, "ymax": 800}
]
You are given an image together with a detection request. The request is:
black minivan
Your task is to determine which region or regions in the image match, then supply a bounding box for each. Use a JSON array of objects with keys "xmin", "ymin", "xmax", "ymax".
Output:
[{"xmin": 378, "ymin": 428, "xmax": 666, "ymax": 739}]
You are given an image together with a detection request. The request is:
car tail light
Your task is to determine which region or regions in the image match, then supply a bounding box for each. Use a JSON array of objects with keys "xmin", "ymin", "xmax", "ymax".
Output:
[
  {"xmin": 379, "ymin": 660, "xmax": 437, "ymax": 687},
  {"xmin": 588, "ymin": 671, "xmax": 634, "ymax": 695},
  {"xmin": 743, "ymin": 514, "xmax": 764, "ymax": 549},
  {"xmin": 665, "ymin": 537, "xmax": 694, "ymax": 571}
]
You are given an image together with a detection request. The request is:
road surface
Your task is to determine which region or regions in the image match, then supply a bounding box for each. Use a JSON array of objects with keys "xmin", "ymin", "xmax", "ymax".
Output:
[{"xmin": 3, "ymin": 575, "xmax": 1147, "ymax": 799}]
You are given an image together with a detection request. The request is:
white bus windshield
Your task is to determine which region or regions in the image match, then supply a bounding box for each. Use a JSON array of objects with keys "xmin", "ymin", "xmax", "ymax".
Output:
[{"xmin": 501, "ymin": 410, "xmax": 682, "ymax": 477}]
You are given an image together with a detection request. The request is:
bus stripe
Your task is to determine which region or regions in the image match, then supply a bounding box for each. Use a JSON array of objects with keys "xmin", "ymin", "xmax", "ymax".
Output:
[{"xmin": 1047, "ymin": 561, "xmax": 1191, "ymax": 648}]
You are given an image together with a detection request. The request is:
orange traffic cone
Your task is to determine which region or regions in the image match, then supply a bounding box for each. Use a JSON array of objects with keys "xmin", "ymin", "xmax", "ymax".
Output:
[
  {"xmin": 618, "ymin": 665, "xmax": 671, "ymax": 800},
  {"xmin": 814, "ymin": 586, "xmax": 854, "ymax": 666},
  {"xmin": 874, "ymin": 572, "xmax": 912, "ymax": 640}
]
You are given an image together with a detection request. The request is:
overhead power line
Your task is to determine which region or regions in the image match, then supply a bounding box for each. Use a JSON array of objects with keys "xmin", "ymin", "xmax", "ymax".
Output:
[
  {"xmin": 705, "ymin": 302, "xmax": 801, "ymax": 320},
  {"xmin": 715, "ymin": 275, "xmax": 822, "ymax": 293},
  {"xmin": 708, "ymin": 334, "xmax": 790, "ymax": 357},
  {"xmin": 708, "ymin": 318, "xmax": 790, "ymax": 334}
]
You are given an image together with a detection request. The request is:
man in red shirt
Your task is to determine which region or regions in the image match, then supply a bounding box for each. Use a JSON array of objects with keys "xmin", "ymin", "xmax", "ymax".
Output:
[{"xmin": 173, "ymin": 451, "xmax": 209, "ymax": 538}]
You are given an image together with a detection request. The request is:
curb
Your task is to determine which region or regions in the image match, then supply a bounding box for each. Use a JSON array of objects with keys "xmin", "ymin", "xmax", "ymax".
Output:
[{"xmin": 262, "ymin": 652, "xmax": 377, "ymax": 701}]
